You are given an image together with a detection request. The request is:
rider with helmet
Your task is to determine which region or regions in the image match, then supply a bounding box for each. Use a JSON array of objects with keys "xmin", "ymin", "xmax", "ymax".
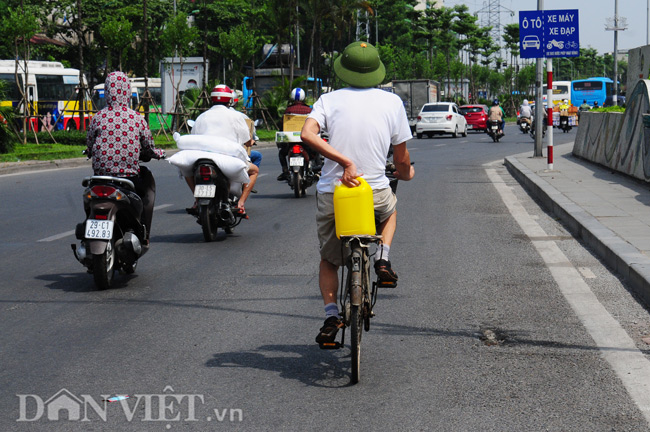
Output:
[
  {"xmin": 519, "ymin": 99, "xmax": 532, "ymax": 122},
  {"xmin": 185, "ymin": 84, "xmax": 259, "ymax": 215},
  {"xmin": 488, "ymin": 99, "xmax": 505, "ymax": 134},
  {"xmin": 559, "ymin": 98, "xmax": 570, "ymax": 128},
  {"xmin": 277, "ymin": 87, "xmax": 315, "ymax": 181}
]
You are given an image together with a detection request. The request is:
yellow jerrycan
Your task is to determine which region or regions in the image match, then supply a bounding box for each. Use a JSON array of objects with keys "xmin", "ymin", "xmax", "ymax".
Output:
[{"xmin": 333, "ymin": 177, "xmax": 376, "ymax": 238}]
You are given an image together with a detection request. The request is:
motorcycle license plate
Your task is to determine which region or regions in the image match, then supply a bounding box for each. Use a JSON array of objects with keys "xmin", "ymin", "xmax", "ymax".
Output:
[
  {"xmin": 194, "ymin": 184, "xmax": 216, "ymax": 198},
  {"xmin": 289, "ymin": 157, "xmax": 304, "ymax": 167},
  {"xmin": 491, "ymin": 126, "xmax": 498, "ymax": 130},
  {"xmin": 85, "ymin": 220, "xmax": 114, "ymax": 240}
]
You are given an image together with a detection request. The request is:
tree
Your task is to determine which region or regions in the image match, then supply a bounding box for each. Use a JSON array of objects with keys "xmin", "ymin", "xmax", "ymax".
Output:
[
  {"xmin": 0, "ymin": 6, "xmax": 41, "ymax": 143},
  {"xmin": 160, "ymin": 11, "xmax": 199, "ymax": 129},
  {"xmin": 502, "ymin": 23, "xmax": 520, "ymax": 112},
  {"xmin": 100, "ymin": 17, "xmax": 135, "ymax": 72}
]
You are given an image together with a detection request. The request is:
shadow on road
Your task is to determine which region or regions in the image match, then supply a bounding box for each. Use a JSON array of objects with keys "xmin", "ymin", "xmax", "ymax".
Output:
[
  {"xmin": 36, "ymin": 271, "xmax": 136, "ymax": 292},
  {"xmin": 206, "ymin": 344, "xmax": 355, "ymax": 388}
]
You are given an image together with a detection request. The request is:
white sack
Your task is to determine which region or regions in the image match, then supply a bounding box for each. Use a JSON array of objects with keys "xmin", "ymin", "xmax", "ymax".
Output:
[
  {"xmin": 173, "ymin": 133, "xmax": 249, "ymax": 163},
  {"xmin": 168, "ymin": 150, "xmax": 250, "ymax": 187}
]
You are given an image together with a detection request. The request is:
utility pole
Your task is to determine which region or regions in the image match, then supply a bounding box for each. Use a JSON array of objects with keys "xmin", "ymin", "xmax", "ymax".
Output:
[{"xmin": 606, "ymin": 0, "xmax": 627, "ymax": 106}]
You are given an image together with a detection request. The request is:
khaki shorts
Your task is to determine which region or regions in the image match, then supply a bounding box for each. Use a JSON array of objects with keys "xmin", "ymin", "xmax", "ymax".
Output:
[{"xmin": 316, "ymin": 188, "xmax": 397, "ymax": 267}]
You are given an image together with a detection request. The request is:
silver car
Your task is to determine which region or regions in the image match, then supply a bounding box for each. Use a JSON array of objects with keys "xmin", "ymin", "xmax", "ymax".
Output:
[{"xmin": 415, "ymin": 102, "xmax": 468, "ymax": 139}]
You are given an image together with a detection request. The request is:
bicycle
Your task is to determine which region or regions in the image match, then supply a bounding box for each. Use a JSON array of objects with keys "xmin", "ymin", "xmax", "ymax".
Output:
[
  {"xmin": 322, "ymin": 162, "xmax": 400, "ymax": 384},
  {"xmin": 341, "ymin": 234, "xmax": 396, "ymax": 383}
]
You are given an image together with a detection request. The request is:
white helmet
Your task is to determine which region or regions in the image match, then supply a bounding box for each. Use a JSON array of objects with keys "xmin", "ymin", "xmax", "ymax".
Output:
[
  {"xmin": 290, "ymin": 87, "xmax": 305, "ymax": 102},
  {"xmin": 563, "ymin": 99, "xmax": 568, "ymax": 104}
]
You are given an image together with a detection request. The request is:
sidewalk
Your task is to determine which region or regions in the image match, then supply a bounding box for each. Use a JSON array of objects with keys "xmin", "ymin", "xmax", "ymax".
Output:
[{"xmin": 505, "ymin": 142, "xmax": 650, "ymax": 306}]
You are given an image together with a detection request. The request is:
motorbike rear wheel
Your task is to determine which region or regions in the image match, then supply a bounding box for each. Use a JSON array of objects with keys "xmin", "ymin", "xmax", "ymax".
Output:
[
  {"xmin": 199, "ymin": 204, "xmax": 217, "ymax": 242},
  {"xmin": 292, "ymin": 171, "xmax": 304, "ymax": 198},
  {"xmin": 93, "ymin": 239, "xmax": 116, "ymax": 290}
]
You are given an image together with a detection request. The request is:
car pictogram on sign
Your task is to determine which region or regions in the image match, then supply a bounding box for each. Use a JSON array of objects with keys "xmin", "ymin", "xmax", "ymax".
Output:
[{"xmin": 522, "ymin": 35, "xmax": 541, "ymax": 49}]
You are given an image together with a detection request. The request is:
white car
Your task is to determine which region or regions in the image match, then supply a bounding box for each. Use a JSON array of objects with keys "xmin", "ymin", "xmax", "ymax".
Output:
[{"xmin": 415, "ymin": 102, "xmax": 467, "ymax": 139}]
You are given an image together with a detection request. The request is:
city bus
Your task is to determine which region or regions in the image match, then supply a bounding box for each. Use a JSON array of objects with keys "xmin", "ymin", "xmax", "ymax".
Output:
[
  {"xmin": 92, "ymin": 77, "xmax": 171, "ymax": 130},
  {"xmin": 571, "ymin": 77, "xmax": 613, "ymax": 108},
  {"xmin": 542, "ymin": 80, "xmax": 571, "ymax": 107},
  {"xmin": 0, "ymin": 60, "xmax": 91, "ymax": 131}
]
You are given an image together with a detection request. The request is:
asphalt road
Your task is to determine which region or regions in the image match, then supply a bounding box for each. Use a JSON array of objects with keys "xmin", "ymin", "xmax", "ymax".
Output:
[{"xmin": 2, "ymin": 127, "xmax": 650, "ymax": 431}]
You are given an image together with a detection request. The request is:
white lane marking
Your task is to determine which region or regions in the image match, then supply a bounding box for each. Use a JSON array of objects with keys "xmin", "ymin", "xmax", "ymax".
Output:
[
  {"xmin": 486, "ymin": 167, "xmax": 650, "ymax": 425},
  {"xmin": 37, "ymin": 230, "xmax": 76, "ymax": 242},
  {"xmin": 258, "ymin": 173, "xmax": 268, "ymax": 178},
  {"xmin": 38, "ymin": 204, "xmax": 172, "ymax": 242}
]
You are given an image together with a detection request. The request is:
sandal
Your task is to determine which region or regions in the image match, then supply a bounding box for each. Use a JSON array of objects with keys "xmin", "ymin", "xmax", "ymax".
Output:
[
  {"xmin": 235, "ymin": 207, "xmax": 249, "ymax": 219},
  {"xmin": 374, "ymin": 259, "xmax": 398, "ymax": 287},
  {"xmin": 185, "ymin": 202, "xmax": 198, "ymax": 216},
  {"xmin": 315, "ymin": 316, "xmax": 344, "ymax": 348}
]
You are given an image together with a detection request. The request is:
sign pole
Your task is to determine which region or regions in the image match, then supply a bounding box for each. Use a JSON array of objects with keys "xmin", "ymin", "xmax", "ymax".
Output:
[
  {"xmin": 546, "ymin": 59, "xmax": 553, "ymax": 169},
  {"xmin": 534, "ymin": 0, "xmax": 544, "ymax": 157}
]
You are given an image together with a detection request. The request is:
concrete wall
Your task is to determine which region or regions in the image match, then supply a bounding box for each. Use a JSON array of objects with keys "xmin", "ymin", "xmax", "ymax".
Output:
[
  {"xmin": 573, "ymin": 79, "xmax": 650, "ymax": 182},
  {"xmin": 627, "ymin": 45, "xmax": 650, "ymax": 95}
]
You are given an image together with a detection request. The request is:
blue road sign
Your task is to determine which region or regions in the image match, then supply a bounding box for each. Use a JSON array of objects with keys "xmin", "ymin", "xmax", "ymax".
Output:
[
  {"xmin": 544, "ymin": 9, "xmax": 579, "ymax": 57},
  {"xmin": 519, "ymin": 11, "xmax": 544, "ymax": 59},
  {"xmin": 519, "ymin": 9, "xmax": 579, "ymax": 59}
]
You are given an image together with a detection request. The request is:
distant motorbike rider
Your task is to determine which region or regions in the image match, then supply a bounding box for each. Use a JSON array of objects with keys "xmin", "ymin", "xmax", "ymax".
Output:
[
  {"xmin": 519, "ymin": 99, "xmax": 532, "ymax": 128},
  {"xmin": 488, "ymin": 99, "xmax": 505, "ymax": 134},
  {"xmin": 186, "ymin": 84, "xmax": 259, "ymax": 215},
  {"xmin": 559, "ymin": 99, "xmax": 570, "ymax": 128},
  {"xmin": 578, "ymin": 99, "xmax": 591, "ymax": 122},
  {"xmin": 277, "ymin": 87, "xmax": 314, "ymax": 181},
  {"xmin": 86, "ymin": 71, "xmax": 166, "ymax": 245}
]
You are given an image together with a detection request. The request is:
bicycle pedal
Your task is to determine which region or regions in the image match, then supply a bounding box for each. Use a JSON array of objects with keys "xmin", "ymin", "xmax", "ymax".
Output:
[
  {"xmin": 318, "ymin": 341, "xmax": 342, "ymax": 350},
  {"xmin": 377, "ymin": 280, "xmax": 397, "ymax": 288}
]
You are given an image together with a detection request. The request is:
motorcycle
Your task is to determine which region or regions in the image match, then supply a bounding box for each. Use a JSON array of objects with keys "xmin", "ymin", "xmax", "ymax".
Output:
[
  {"xmin": 487, "ymin": 120, "xmax": 504, "ymax": 142},
  {"xmin": 559, "ymin": 116, "xmax": 572, "ymax": 133},
  {"xmin": 191, "ymin": 158, "xmax": 247, "ymax": 241},
  {"xmin": 519, "ymin": 117, "xmax": 531, "ymax": 134},
  {"xmin": 286, "ymin": 143, "xmax": 322, "ymax": 198},
  {"xmin": 71, "ymin": 168, "xmax": 153, "ymax": 290}
]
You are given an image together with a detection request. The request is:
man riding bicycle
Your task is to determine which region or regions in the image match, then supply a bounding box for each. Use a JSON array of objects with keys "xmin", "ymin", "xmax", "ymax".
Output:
[{"xmin": 300, "ymin": 41, "xmax": 415, "ymax": 346}]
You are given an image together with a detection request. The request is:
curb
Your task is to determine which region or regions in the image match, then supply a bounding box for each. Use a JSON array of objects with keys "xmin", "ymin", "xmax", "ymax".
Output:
[
  {"xmin": 0, "ymin": 141, "xmax": 278, "ymax": 176},
  {"xmin": 504, "ymin": 155, "xmax": 650, "ymax": 307}
]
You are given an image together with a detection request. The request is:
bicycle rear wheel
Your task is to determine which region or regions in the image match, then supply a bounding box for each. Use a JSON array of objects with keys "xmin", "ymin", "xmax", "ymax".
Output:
[
  {"xmin": 348, "ymin": 244, "xmax": 366, "ymax": 384},
  {"xmin": 350, "ymin": 304, "xmax": 362, "ymax": 383}
]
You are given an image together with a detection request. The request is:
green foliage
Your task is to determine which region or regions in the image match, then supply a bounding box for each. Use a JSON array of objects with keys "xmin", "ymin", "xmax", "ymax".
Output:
[
  {"xmin": 0, "ymin": 109, "xmax": 15, "ymax": 154},
  {"xmin": 258, "ymin": 76, "xmax": 311, "ymax": 124},
  {"xmin": 0, "ymin": 0, "xmax": 629, "ymax": 113},
  {"xmin": 35, "ymin": 130, "xmax": 87, "ymax": 146},
  {"xmin": 100, "ymin": 16, "xmax": 136, "ymax": 71},
  {"xmin": 592, "ymin": 106, "xmax": 625, "ymax": 113},
  {"xmin": 160, "ymin": 12, "xmax": 200, "ymax": 58}
]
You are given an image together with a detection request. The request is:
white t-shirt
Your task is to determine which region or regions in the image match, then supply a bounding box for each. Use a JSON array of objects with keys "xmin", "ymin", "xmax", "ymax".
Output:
[
  {"xmin": 308, "ymin": 88, "xmax": 412, "ymax": 193},
  {"xmin": 192, "ymin": 105, "xmax": 250, "ymax": 144}
]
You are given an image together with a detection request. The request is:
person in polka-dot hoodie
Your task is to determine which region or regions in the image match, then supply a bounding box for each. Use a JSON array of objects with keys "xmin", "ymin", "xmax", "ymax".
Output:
[{"xmin": 86, "ymin": 71, "xmax": 165, "ymax": 243}]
